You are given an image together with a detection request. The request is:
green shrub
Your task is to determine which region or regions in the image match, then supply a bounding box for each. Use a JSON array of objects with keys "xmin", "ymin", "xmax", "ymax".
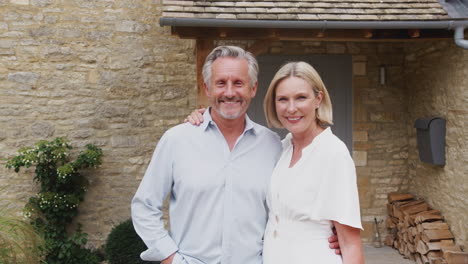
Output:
[
  {"xmin": 5, "ymin": 137, "xmax": 104, "ymax": 264},
  {"xmin": 105, "ymin": 219, "xmax": 159, "ymax": 264}
]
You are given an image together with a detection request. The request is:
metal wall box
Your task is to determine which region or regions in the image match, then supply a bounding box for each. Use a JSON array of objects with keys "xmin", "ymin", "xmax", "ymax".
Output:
[{"xmin": 414, "ymin": 117, "xmax": 446, "ymax": 165}]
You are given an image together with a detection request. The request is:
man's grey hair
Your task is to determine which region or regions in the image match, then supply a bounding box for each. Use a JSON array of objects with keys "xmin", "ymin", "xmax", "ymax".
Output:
[{"xmin": 202, "ymin": 46, "xmax": 259, "ymax": 89}]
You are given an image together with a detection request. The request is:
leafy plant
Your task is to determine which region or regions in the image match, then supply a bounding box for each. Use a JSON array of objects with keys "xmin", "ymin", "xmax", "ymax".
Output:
[
  {"xmin": 5, "ymin": 137, "xmax": 104, "ymax": 264},
  {"xmin": 104, "ymin": 219, "xmax": 159, "ymax": 264},
  {"xmin": 0, "ymin": 197, "xmax": 44, "ymax": 264}
]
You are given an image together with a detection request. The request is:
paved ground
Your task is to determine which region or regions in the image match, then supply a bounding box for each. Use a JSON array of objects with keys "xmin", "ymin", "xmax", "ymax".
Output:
[{"xmin": 363, "ymin": 245, "xmax": 415, "ymax": 264}]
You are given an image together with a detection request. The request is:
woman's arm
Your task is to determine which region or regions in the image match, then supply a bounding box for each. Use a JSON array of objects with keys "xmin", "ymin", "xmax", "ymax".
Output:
[{"xmin": 332, "ymin": 221, "xmax": 364, "ymax": 264}]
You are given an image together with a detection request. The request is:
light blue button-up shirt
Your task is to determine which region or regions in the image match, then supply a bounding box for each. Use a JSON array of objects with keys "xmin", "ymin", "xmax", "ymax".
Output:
[{"xmin": 131, "ymin": 109, "xmax": 282, "ymax": 264}]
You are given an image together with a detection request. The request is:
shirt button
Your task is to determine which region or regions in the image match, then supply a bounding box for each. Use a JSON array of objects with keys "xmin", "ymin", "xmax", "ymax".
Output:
[{"xmin": 275, "ymin": 215, "xmax": 279, "ymax": 222}]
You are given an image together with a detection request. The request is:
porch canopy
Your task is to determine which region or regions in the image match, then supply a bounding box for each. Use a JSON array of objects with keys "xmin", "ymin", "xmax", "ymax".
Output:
[{"xmin": 159, "ymin": 0, "xmax": 468, "ymax": 105}]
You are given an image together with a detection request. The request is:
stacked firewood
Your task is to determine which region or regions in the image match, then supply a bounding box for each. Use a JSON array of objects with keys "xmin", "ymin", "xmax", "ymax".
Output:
[{"xmin": 385, "ymin": 192, "xmax": 468, "ymax": 264}]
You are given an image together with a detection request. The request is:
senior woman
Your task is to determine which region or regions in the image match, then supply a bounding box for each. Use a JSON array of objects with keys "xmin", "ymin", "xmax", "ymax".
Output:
[
  {"xmin": 186, "ymin": 61, "xmax": 362, "ymax": 263},
  {"xmin": 262, "ymin": 61, "xmax": 363, "ymax": 264}
]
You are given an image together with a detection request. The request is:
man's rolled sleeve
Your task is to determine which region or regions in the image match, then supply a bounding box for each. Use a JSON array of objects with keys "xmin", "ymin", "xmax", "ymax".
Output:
[{"xmin": 131, "ymin": 131, "xmax": 178, "ymax": 261}]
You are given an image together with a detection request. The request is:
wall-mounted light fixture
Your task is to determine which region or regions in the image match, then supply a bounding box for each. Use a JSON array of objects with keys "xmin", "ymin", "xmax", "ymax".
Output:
[{"xmin": 379, "ymin": 65, "xmax": 386, "ymax": 85}]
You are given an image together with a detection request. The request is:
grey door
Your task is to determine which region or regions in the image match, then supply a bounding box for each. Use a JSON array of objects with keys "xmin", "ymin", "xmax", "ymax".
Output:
[{"xmin": 247, "ymin": 55, "xmax": 353, "ymax": 152}]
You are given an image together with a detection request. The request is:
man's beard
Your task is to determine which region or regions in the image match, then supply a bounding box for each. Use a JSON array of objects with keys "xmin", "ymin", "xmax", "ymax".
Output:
[{"xmin": 215, "ymin": 96, "xmax": 249, "ymax": 120}]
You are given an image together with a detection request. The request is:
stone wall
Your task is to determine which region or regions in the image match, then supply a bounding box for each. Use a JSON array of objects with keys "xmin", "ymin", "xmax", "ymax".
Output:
[
  {"xmin": 0, "ymin": 0, "xmax": 196, "ymax": 248},
  {"xmin": 405, "ymin": 40, "xmax": 468, "ymax": 249}
]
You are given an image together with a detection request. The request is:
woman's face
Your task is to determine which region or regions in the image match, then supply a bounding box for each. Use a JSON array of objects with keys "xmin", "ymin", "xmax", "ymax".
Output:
[{"xmin": 275, "ymin": 76, "xmax": 322, "ymax": 138}]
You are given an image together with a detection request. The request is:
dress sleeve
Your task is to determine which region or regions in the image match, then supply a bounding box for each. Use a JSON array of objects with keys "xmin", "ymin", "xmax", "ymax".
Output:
[{"xmin": 310, "ymin": 147, "xmax": 363, "ymax": 230}]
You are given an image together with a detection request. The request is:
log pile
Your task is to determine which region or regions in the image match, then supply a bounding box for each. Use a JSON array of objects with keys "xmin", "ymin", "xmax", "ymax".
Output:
[{"xmin": 385, "ymin": 192, "xmax": 468, "ymax": 264}]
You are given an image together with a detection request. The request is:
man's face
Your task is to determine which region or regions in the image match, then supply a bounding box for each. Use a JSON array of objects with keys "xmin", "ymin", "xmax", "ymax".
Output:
[{"xmin": 205, "ymin": 57, "xmax": 257, "ymax": 120}]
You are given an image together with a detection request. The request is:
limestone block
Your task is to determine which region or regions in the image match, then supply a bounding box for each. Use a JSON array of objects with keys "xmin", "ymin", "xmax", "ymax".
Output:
[
  {"xmin": 326, "ymin": 43, "xmax": 346, "ymax": 54},
  {"xmin": 71, "ymin": 130, "xmax": 94, "ymax": 139},
  {"xmin": 10, "ymin": 0, "xmax": 29, "ymax": 5},
  {"xmin": 358, "ymin": 175, "xmax": 371, "ymax": 209},
  {"xmin": 0, "ymin": 49, "xmax": 15, "ymax": 55},
  {"xmin": 7, "ymin": 72, "xmax": 39, "ymax": 85},
  {"xmin": 32, "ymin": 13, "xmax": 44, "ymax": 21},
  {"xmin": 31, "ymin": 122, "xmax": 55, "ymax": 138},
  {"xmin": 0, "ymin": 130, "xmax": 6, "ymax": 141},
  {"xmin": 42, "ymin": 45, "xmax": 72, "ymax": 58},
  {"xmin": 0, "ymin": 39, "xmax": 16, "ymax": 49},
  {"xmin": 0, "ymin": 22, "xmax": 8, "ymax": 30},
  {"xmin": 115, "ymin": 21, "xmax": 150, "ymax": 33},
  {"xmin": 59, "ymin": 28, "xmax": 82, "ymax": 38},
  {"xmin": 20, "ymin": 39, "xmax": 40, "ymax": 46},
  {"xmin": 354, "ymin": 131, "xmax": 369, "ymax": 142},
  {"xmin": 29, "ymin": 26, "xmax": 55, "ymax": 37},
  {"xmin": 44, "ymin": 15, "xmax": 57, "ymax": 23},
  {"xmin": 86, "ymin": 30, "xmax": 114, "ymax": 41},
  {"xmin": 111, "ymin": 136, "xmax": 139, "ymax": 148},
  {"xmin": 353, "ymin": 62, "xmax": 367, "ymax": 76},
  {"xmin": 353, "ymin": 150, "xmax": 368, "ymax": 167},
  {"xmin": 361, "ymin": 221, "xmax": 374, "ymax": 241},
  {"xmin": 31, "ymin": 0, "xmax": 53, "ymax": 7}
]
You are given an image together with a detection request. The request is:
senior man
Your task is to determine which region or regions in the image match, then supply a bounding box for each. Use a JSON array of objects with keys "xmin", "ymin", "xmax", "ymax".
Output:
[{"xmin": 131, "ymin": 46, "xmax": 339, "ymax": 264}]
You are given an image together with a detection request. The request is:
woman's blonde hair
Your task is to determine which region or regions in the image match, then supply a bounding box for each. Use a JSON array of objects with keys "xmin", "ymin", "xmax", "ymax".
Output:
[{"xmin": 263, "ymin": 61, "xmax": 333, "ymax": 128}]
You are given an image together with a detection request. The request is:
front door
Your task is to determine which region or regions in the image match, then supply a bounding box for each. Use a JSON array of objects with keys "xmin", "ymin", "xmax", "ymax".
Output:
[{"xmin": 247, "ymin": 55, "xmax": 353, "ymax": 152}]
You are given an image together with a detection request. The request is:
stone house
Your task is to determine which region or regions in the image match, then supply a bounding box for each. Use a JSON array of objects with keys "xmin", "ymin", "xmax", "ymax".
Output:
[{"xmin": 0, "ymin": 0, "xmax": 467, "ymax": 252}]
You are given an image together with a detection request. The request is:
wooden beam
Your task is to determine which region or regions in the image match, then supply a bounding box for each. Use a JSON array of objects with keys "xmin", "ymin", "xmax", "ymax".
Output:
[
  {"xmin": 196, "ymin": 39, "xmax": 213, "ymax": 108},
  {"xmin": 173, "ymin": 27, "xmax": 452, "ymax": 41}
]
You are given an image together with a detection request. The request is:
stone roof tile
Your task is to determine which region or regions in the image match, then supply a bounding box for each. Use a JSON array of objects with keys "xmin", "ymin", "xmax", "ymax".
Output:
[
  {"xmin": 216, "ymin": 13, "xmax": 237, "ymax": 19},
  {"xmin": 237, "ymin": 13, "xmax": 258, "ymax": 19},
  {"xmin": 162, "ymin": 0, "xmax": 451, "ymax": 21}
]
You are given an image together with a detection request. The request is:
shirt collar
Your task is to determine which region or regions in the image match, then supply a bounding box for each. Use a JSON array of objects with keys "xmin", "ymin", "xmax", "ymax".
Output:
[{"xmin": 203, "ymin": 107, "xmax": 257, "ymax": 135}]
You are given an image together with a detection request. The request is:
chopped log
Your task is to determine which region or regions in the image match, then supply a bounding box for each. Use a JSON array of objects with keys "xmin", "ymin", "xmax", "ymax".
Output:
[
  {"xmin": 394, "ymin": 239, "xmax": 399, "ymax": 249},
  {"xmin": 393, "ymin": 200, "xmax": 418, "ymax": 219},
  {"xmin": 421, "ymin": 222, "xmax": 449, "ymax": 230},
  {"xmin": 440, "ymin": 244, "xmax": 462, "ymax": 253},
  {"xmin": 415, "ymin": 210, "xmax": 444, "ymax": 224},
  {"xmin": 404, "ymin": 245, "xmax": 412, "ymax": 258},
  {"xmin": 415, "ymin": 234, "xmax": 422, "ymax": 245},
  {"xmin": 397, "ymin": 222, "xmax": 405, "ymax": 231},
  {"xmin": 384, "ymin": 234, "xmax": 395, "ymax": 246},
  {"xmin": 387, "ymin": 203, "xmax": 394, "ymax": 216},
  {"xmin": 422, "ymin": 254, "xmax": 430, "ymax": 264},
  {"xmin": 427, "ymin": 251, "xmax": 444, "ymax": 258},
  {"xmin": 402, "ymin": 201, "xmax": 430, "ymax": 217},
  {"xmin": 386, "ymin": 217, "xmax": 397, "ymax": 229},
  {"xmin": 388, "ymin": 192, "xmax": 415, "ymax": 203},
  {"xmin": 408, "ymin": 243, "xmax": 416, "ymax": 253},
  {"xmin": 417, "ymin": 239, "xmax": 430, "ymax": 254},
  {"xmin": 422, "ymin": 229, "xmax": 454, "ymax": 243},
  {"xmin": 419, "ymin": 240, "xmax": 455, "ymax": 254},
  {"xmin": 415, "ymin": 253, "xmax": 424, "ymax": 264},
  {"xmin": 395, "ymin": 200, "xmax": 426, "ymax": 219},
  {"xmin": 428, "ymin": 257, "xmax": 446, "ymax": 264},
  {"xmin": 443, "ymin": 251, "xmax": 468, "ymax": 264},
  {"xmin": 417, "ymin": 221, "xmax": 445, "ymax": 233}
]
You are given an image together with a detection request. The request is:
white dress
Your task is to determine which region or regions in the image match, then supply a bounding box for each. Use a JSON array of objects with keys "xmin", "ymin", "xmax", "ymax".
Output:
[{"xmin": 263, "ymin": 128, "xmax": 362, "ymax": 264}]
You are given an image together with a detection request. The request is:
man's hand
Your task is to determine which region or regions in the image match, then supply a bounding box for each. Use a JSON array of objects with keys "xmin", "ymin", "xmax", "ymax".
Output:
[
  {"xmin": 329, "ymin": 226, "xmax": 342, "ymax": 255},
  {"xmin": 161, "ymin": 253, "xmax": 176, "ymax": 264}
]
